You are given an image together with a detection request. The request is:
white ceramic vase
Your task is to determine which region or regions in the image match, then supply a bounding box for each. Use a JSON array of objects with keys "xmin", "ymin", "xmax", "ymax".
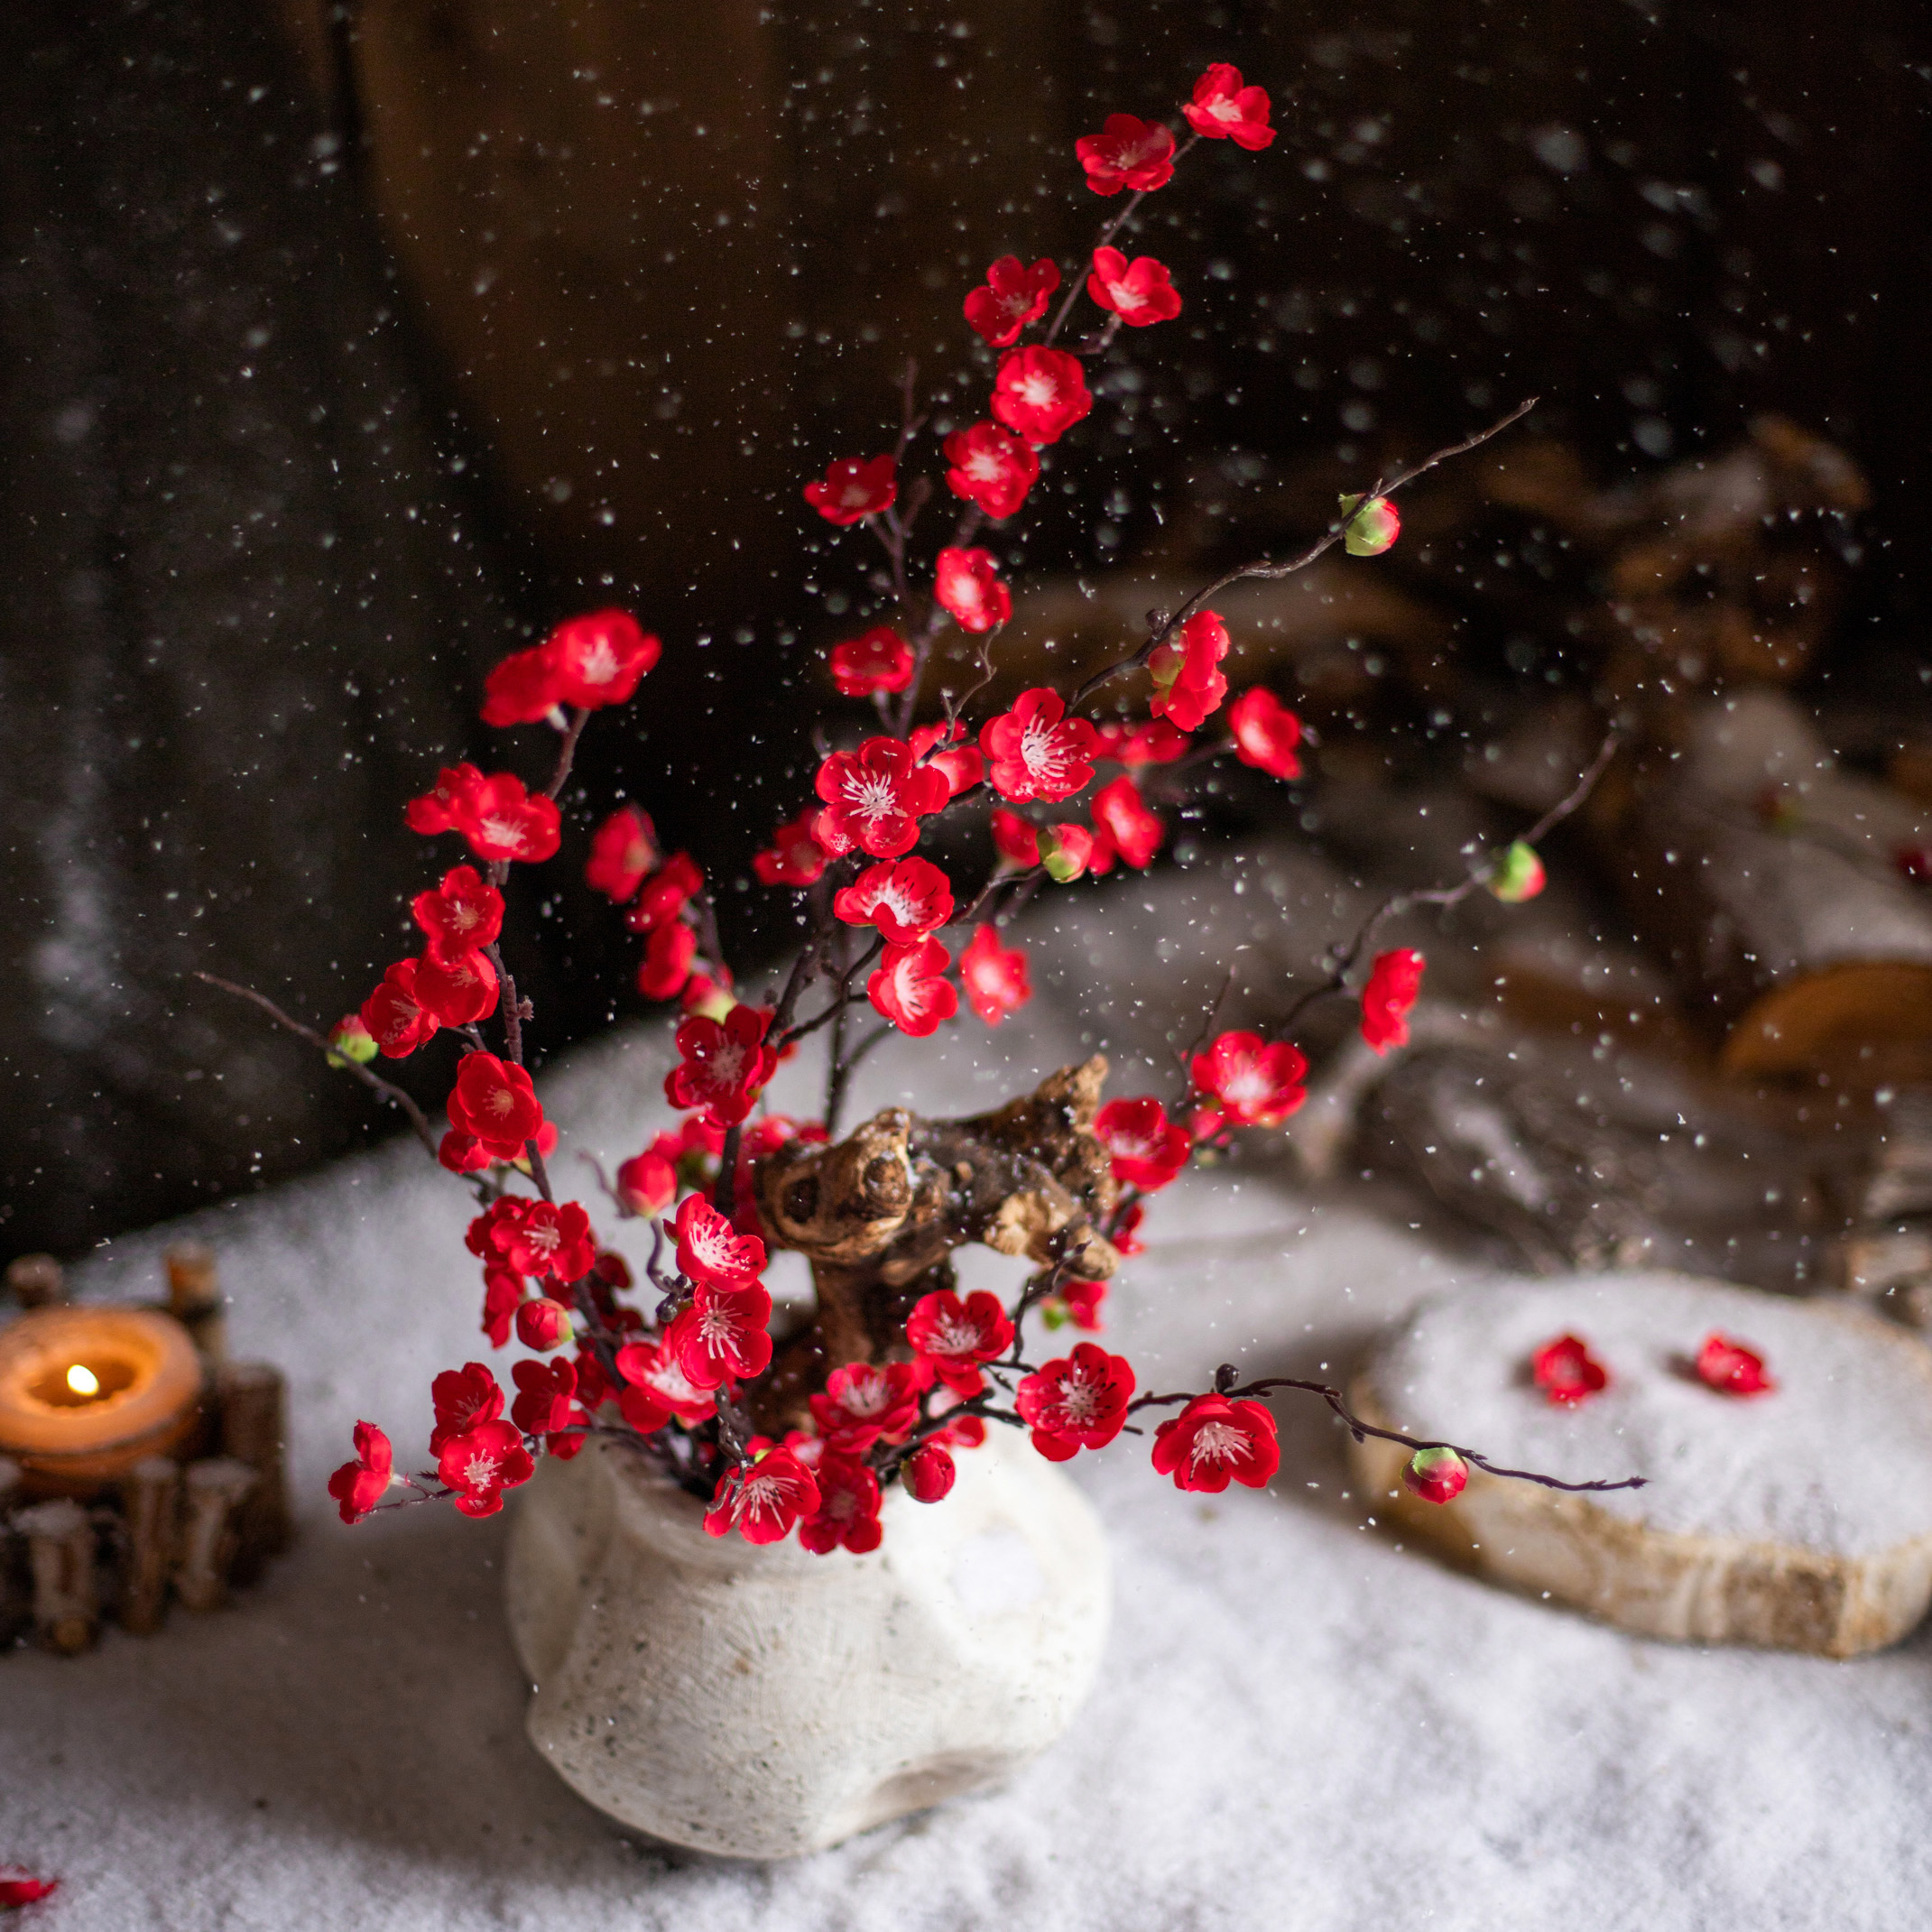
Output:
[{"xmin": 503, "ymin": 1425, "xmax": 1112, "ymax": 1858}]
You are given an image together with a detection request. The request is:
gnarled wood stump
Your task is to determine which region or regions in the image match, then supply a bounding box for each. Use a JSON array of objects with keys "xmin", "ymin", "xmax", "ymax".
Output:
[{"xmin": 747, "ymin": 1058, "xmax": 1122, "ymax": 1428}]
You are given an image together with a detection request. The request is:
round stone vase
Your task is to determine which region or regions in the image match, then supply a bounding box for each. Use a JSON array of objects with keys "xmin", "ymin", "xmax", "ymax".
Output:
[{"xmin": 503, "ymin": 1427, "xmax": 1111, "ymax": 1858}]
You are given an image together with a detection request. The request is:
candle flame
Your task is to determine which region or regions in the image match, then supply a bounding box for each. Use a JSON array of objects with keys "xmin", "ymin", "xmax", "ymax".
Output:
[{"xmin": 66, "ymin": 1363, "xmax": 100, "ymax": 1398}]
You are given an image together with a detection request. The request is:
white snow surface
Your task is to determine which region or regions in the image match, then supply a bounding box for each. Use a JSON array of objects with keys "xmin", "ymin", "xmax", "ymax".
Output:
[{"xmin": 6, "ymin": 992, "xmax": 1932, "ymax": 1930}]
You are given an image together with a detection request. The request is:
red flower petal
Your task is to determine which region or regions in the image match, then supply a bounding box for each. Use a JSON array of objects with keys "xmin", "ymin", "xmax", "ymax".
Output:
[
  {"xmin": 1227, "ymin": 687, "xmax": 1303, "ymax": 780},
  {"xmin": 991, "ymin": 346, "xmax": 1092, "ymax": 445},
  {"xmin": 1075, "ymin": 113, "xmax": 1177, "ymax": 195},
  {"xmin": 834, "ymin": 856, "xmax": 956, "ymax": 945},
  {"xmin": 1016, "ymin": 1344, "xmax": 1136, "ymax": 1459},
  {"xmin": 1151, "ymin": 1394, "xmax": 1280, "ymax": 1492},
  {"xmin": 1182, "ymin": 63, "xmax": 1276, "ymax": 150},
  {"xmin": 963, "ymin": 254, "xmax": 1060, "ymax": 347},
  {"xmin": 1361, "ymin": 948, "xmax": 1425, "ymax": 1055},
  {"xmin": 1530, "ymin": 1334, "xmax": 1611, "ymax": 1406},
  {"xmin": 867, "ymin": 937, "xmax": 960, "ymax": 1037},
  {"xmin": 1190, "ymin": 1031, "xmax": 1307, "ymax": 1127},
  {"xmin": 1695, "ymin": 1331, "xmax": 1775, "ymax": 1396},
  {"xmin": 958, "ymin": 924, "xmax": 1031, "ymax": 1025},
  {"xmin": 1086, "ymin": 246, "xmax": 1183, "ymax": 327},
  {"xmin": 934, "ymin": 546, "xmax": 1013, "ymax": 633},
  {"xmin": 979, "ymin": 688, "xmax": 1101, "ymax": 802},
  {"xmin": 942, "ymin": 421, "xmax": 1040, "ymax": 520},
  {"xmin": 803, "ymin": 454, "xmax": 897, "ymax": 525}
]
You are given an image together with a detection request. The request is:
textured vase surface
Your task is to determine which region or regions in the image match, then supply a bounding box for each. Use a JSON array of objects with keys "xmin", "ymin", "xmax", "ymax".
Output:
[{"xmin": 504, "ymin": 1426, "xmax": 1112, "ymax": 1857}]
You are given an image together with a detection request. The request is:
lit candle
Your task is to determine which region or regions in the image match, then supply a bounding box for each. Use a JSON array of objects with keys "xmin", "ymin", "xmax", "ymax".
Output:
[{"xmin": 0, "ymin": 1307, "xmax": 205, "ymax": 1498}]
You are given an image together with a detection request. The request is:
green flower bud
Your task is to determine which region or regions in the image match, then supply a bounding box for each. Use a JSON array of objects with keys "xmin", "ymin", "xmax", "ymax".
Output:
[{"xmin": 1488, "ymin": 840, "xmax": 1546, "ymax": 904}]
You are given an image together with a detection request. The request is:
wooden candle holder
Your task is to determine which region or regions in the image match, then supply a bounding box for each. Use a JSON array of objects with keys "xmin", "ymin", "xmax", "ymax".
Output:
[{"xmin": 0, "ymin": 1246, "xmax": 292, "ymax": 1655}]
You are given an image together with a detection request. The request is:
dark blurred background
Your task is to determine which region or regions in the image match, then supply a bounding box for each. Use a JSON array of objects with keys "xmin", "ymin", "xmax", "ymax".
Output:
[{"xmin": 5, "ymin": 0, "xmax": 1930, "ymax": 1262}]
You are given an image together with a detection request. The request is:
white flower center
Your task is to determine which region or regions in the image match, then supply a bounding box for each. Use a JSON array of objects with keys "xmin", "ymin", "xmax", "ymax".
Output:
[
  {"xmin": 1223, "ymin": 1064, "xmax": 1273, "ymax": 1105},
  {"xmin": 846, "ymin": 774, "xmax": 901, "ymax": 826},
  {"xmin": 645, "ymin": 1358, "xmax": 704, "ymax": 1404},
  {"xmin": 1189, "ymin": 1419, "xmax": 1249, "ymax": 1469},
  {"xmin": 698, "ymin": 1303, "xmax": 744, "ymax": 1347},
  {"xmin": 929, "ymin": 1315, "xmax": 981, "ymax": 1356},
  {"xmin": 574, "ymin": 640, "xmax": 620, "ymax": 686},
  {"xmin": 965, "ymin": 448, "xmax": 1005, "ymax": 483},
  {"xmin": 1019, "ymin": 719, "xmax": 1067, "ymax": 780},
  {"xmin": 1015, "ymin": 372, "xmax": 1059, "ymax": 409},
  {"xmin": 1206, "ymin": 97, "xmax": 1242, "ymax": 125},
  {"xmin": 478, "ymin": 813, "xmax": 523, "ymax": 848},
  {"xmin": 461, "ymin": 1447, "xmax": 500, "ymax": 1490},
  {"xmin": 707, "ymin": 1043, "xmax": 745, "ymax": 1088},
  {"xmin": 1056, "ymin": 1369, "xmax": 1104, "ymax": 1428},
  {"xmin": 737, "ymin": 1469, "xmax": 793, "ymax": 1522},
  {"xmin": 840, "ymin": 1373, "xmax": 892, "ymax": 1418}
]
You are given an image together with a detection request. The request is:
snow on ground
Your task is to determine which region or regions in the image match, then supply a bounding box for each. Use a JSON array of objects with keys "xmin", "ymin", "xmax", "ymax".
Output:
[{"xmin": 5, "ymin": 915, "xmax": 1931, "ymax": 1931}]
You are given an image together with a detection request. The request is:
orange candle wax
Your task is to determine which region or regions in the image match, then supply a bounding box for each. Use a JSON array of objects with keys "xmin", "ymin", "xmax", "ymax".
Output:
[{"xmin": 0, "ymin": 1307, "xmax": 204, "ymax": 1497}]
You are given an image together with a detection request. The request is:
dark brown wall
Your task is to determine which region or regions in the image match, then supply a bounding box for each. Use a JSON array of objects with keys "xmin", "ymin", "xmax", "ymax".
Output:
[{"xmin": 5, "ymin": 0, "xmax": 1928, "ymax": 1261}]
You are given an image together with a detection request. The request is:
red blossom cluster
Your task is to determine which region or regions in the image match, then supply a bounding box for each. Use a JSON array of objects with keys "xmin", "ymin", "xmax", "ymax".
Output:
[{"xmin": 308, "ymin": 58, "xmax": 1604, "ymax": 1560}]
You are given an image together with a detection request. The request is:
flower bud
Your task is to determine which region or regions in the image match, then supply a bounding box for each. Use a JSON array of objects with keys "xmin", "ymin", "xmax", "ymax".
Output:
[
  {"xmin": 1339, "ymin": 493, "xmax": 1400, "ymax": 557},
  {"xmin": 514, "ymin": 1297, "xmax": 574, "ymax": 1353},
  {"xmin": 902, "ymin": 1442, "xmax": 957, "ymax": 1502},
  {"xmin": 615, "ymin": 1149, "xmax": 676, "ymax": 1218},
  {"xmin": 1488, "ymin": 839, "xmax": 1546, "ymax": 904},
  {"xmin": 438, "ymin": 1131, "xmax": 489, "ymax": 1175},
  {"xmin": 1038, "ymin": 823, "xmax": 1095, "ymax": 883},
  {"xmin": 327, "ymin": 1014, "xmax": 379, "ymax": 1068},
  {"xmin": 1146, "ymin": 640, "xmax": 1184, "ymax": 695},
  {"xmin": 680, "ymin": 974, "xmax": 737, "ymax": 1021},
  {"xmin": 1402, "ymin": 1445, "xmax": 1468, "ymax": 1504}
]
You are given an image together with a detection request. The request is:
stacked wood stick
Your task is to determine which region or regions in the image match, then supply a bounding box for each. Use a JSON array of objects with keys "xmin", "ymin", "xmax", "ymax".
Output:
[{"xmin": 0, "ymin": 1246, "xmax": 291, "ymax": 1655}]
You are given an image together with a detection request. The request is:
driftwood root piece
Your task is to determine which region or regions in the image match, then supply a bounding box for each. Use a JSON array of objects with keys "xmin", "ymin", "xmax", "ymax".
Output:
[
  {"xmin": 749, "ymin": 1060, "xmax": 1122, "ymax": 1427},
  {"xmin": 754, "ymin": 1058, "xmax": 1121, "ymax": 1374},
  {"xmin": 1351, "ymin": 1273, "xmax": 1932, "ymax": 1656}
]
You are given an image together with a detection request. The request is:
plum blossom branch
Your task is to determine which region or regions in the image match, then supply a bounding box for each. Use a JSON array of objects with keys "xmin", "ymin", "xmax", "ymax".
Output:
[
  {"xmin": 1129, "ymin": 1369, "xmax": 1647, "ymax": 1493},
  {"xmin": 1272, "ymin": 725, "xmax": 1620, "ymax": 1039},
  {"xmin": 1068, "ymin": 396, "xmax": 1541, "ymax": 715},
  {"xmin": 192, "ymin": 971, "xmax": 445, "ymax": 1166}
]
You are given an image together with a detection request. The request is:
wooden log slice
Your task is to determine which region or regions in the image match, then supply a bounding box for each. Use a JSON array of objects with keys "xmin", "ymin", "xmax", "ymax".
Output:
[{"xmin": 1348, "ymin": 1271, "xmax": 1932, "ymax": 1656}]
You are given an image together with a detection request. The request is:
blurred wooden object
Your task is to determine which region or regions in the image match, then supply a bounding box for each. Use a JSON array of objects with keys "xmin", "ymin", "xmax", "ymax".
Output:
[
  {"xmin": 1353, "ymin": 1277, "xmax": 1932, "ymax": 1657},
  {"xmin": 275, "ymin": 0, "xmax": 1073, "ymax": 609},
  {"xmin": 217, "ymin": 1362, "xmax": 291, "ymax": 1582},
  {"xmin": 165, "ymin": 1242, "xmax": 226, "ymax": 1363},
  {"xmin": 4, "ymin": 1255, "xmax": 64, "ymax": 1309},
  {"xmin": 1593, "ymin": 689, "xmax": 1932, "ymax": 1084},
  {"xmin": 173, "ymin": 1459, "xmax": 258, "ymax": 1614},
  {"xmin": 119, "ymin": 1456, "xmax": 181, "ymax": 1636},
  {"xmin": 1466, "ymin": 416, "xmax": 1871, "ymax": 693},
  {"xmin": 18, "ymin": 1497, "xmax": 98, "ymax": 1654}
]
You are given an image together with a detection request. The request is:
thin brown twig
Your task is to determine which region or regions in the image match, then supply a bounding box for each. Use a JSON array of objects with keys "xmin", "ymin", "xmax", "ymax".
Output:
[
  {"xmin": 1067, "ymin": 397, "xmax": 1540, "ymax": 715},
  {"xmin": 1041, "ymin": 131, "xmax": 1202, "ymax": 347},
  {"xmin": 193, "ymin": 972, "xmax": 444, "ymax": 1164},
  {"xmin": 1271, "ymin": 723, "xmax": 1619, "ymax": 1039},
  {"xmin": 1126, "ymin": 1372, "xmax": 1646, "ymax": 1493}
]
